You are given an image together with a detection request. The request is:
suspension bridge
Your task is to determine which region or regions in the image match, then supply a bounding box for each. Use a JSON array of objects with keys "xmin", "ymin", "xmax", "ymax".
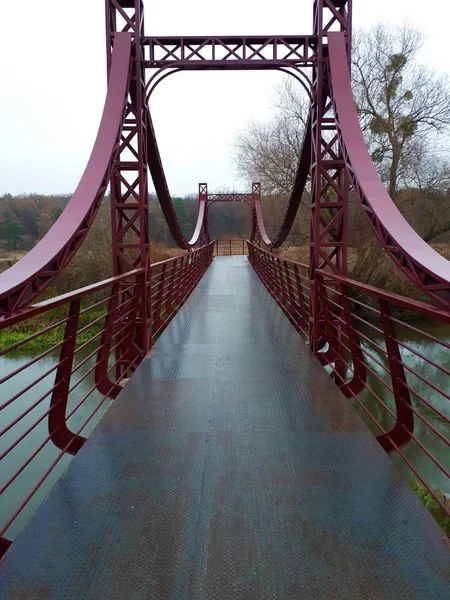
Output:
[{"xmin": 0, "ymin": 1, "xmax": 449, "ymax": 597}]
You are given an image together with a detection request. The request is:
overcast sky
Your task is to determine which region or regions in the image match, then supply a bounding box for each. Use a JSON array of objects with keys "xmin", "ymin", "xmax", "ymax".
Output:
[{"xmin": 1, "ymin": 0, "xmax": 450, "ymax": 196}]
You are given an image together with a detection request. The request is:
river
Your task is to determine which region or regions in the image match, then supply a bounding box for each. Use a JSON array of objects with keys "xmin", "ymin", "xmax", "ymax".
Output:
[
  {"xmin": 0, "ymin": 347, "xmax": 113, "ymax": 541},
  {"xmin": 1, "ymin": 322, "xmax": 449, "ymax": 540}
]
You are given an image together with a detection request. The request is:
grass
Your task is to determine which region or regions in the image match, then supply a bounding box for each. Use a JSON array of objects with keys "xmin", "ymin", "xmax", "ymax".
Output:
[
  {"xmin": 0, "ymin": 304, "xmax": 107, "ymax": 351},
  {"xmin": 411, "ymin": 477, "xmax": 450, "ymax": 536}
]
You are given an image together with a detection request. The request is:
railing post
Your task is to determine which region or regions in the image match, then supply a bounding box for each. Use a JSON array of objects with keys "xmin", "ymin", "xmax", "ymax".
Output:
[
  {"xmin": 263, "ymin": 252, "xmax": 269, "ymax": 287},
  {"xmin": 174, "ymin": 256, "xmax": 185, "ymax": 306},
  {"xmin": 377, "ymin": 299, "xmax": 414, "ymax": 452},
  {"xmin": 339, "ymin": 283, "xmax": 366, "ymax": 397},
  {"xmin": 127, "ymin": 271, "xmax": 148, "ymax": 363},
  {"xmin": 176, "ymin": 256, "xmax": 186, "ymax": 304},
  {"xmin": 293, "ymin": 265, "xmax": 308, "ymax": 332},
  {"xmin": 272, "ymin": 255, "xmax": 281, "ymax": 302},
  {"xmin": 49, "ymin": 298, "xmax": 85, "ymax": 455},
  {"xmin": 95, "ymin": 281, "xmax": 123, "ymax": 398},
  {"xmin": 283, "ymin": 262, "xmax": 294, "ymax": 316},
  {"xmin": 278, "ymin": 258, "xmax": 287, "ymax": 307},
  {"xmin": 166, "ymin": 258, "xmax": 178, "ymax": 315},
  {"xmin": 153, "ymin": 263, "xmax": 167, "ymax": 331},
  {"xmin": 313, "ymin": 273, "xmax": 338, "ymax": 365}
]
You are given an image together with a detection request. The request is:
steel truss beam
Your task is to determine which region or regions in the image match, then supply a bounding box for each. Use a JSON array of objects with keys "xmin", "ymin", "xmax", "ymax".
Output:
[{"xmin": 142, "ymin": 36, "xmax": 319, "ymax": 69}]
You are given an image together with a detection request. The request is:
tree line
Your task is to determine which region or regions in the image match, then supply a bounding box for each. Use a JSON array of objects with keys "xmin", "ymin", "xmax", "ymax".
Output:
[{"xmin": 0, "ymin": 193, "xmax": 252, "ymax": 254}]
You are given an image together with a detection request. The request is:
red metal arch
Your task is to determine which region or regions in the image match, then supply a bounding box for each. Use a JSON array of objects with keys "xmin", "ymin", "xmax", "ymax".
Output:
[
  {"xmin": 144, "ymin": 60, "xmax": 314, "ymax": 251},
  {"xmin": 250, "ymin": 115, "xmax": 312, "ymax": 250},
  {"xmin": 0, "ymin": 33, "xmax": 132, "ymax": 314},
  {"xmin": 328, "ymin": 32, "xmax": 450, "ymax": 305}
]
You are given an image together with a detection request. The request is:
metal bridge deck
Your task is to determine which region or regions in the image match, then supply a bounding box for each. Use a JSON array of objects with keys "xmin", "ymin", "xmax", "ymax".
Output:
[{"xmin": 1, "ymin": 257, "xmax": 449, "ymax": 599}]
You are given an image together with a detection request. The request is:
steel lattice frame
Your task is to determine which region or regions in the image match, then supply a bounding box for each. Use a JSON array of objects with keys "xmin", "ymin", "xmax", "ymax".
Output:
[
  {"xmin": 309, "ymin": 0, "xmax": 352, "ymax": 350},
  {"xmin": 199, "ymin": 182, "xmax": 261, "ymax": 247},
  {"xmin": 106, "ymin": 0, "xmax": 151, "ymax": 359}
]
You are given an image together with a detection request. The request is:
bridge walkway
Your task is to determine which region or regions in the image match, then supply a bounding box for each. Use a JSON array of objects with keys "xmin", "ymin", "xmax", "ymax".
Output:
[{"xmin": 1, "ymin": 257, "xmax": 448, "ymax": 598}]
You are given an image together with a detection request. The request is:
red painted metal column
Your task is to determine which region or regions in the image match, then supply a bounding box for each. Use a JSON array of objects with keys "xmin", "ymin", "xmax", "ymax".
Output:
[
  {"xmin": 378, "ymin": 299, "xmax": 414, "ymax": 452},
  {"xmin": 106, "ymin": 0, "xmax": 151, "ymax": 357},
  {"xmin": 309, "ymin": 0, "xmax": 352, "ymax": 352},
  {"xmin": 198, "ymin": 183, "xmax": 210, "ymax": 247},
  {"xmin": 48, "ymin": 299, "xmax": 85, "ymax": 455},
  {"xmin": 250, "ymin": 182, "xmax": 262, "ymax": 247}
]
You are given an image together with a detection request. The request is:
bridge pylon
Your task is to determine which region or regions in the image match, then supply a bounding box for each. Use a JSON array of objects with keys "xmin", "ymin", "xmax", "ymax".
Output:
[
  {"xmin": 106, "ymin": 0, "xmax": 151, "ymax": 359},
  {"xmin": 309, "ymin": 0, "xmax": 352, "ymax": 352}
]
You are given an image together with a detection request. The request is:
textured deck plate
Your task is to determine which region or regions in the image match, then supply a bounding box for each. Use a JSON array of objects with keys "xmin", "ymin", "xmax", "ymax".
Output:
[{"xmin": 1, "ymin": 257, "xmax": 449, "ymax": 599}]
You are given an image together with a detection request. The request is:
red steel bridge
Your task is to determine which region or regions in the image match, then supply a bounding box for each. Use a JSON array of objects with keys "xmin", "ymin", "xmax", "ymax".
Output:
[{"xmin": 1, "ymin": 0, "xmax": 449, "ymax": 596}]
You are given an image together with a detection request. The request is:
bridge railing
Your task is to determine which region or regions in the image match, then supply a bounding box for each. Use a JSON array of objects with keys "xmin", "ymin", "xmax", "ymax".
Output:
[
  {"xmin": 214, "ymin": 239, "xmax": 248, "ymax": 257},
  {"xmin": 248, "ymin": 241, "xmax": 450, "ymax": 521},
  {"xmin": 0, "ymin": 242, "xmax": 214, "ymax": 553},
  {"xmin": 150, "ymin": 242, "xmax": 214, "ymax": 338},
  {"xmin": 248, "ymin": 241, "xmax": 310, "ymax": 336}
]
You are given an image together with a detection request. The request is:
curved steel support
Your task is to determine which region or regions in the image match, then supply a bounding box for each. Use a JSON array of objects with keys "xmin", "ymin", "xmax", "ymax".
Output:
[
  {"xmin": 146, "ymin": 106, "xmax": 189, "ymax": 248},
  {"xmin": 188, "ymin": 189, "xmax": 209, "ymax": 247},
  {"xmin": 145, "ymin": 65, "xmax": 312, "ymax": 251},
  {"xmin": 249, "ymin": 114, "xmax": 312, "ymax": 250},
  {"xmin": 328, "ymin": 32, "xmax": 450, "ymax": 306},
  {"xmin": 48, "ymin": 298, "xmax": 86, "ymax": 455},
  {"xmin": 146, "ymin": 108, "xmax": 211, "ymax": 249},
  {"xmin": 0, "ymin": 33, "xmax": 132, "ymax": 314}
]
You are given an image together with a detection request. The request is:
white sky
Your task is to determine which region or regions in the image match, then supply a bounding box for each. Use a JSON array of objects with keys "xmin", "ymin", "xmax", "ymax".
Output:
[{"xmin": 1, "ymin": 0, "xmax": 449, "ymax": 196}]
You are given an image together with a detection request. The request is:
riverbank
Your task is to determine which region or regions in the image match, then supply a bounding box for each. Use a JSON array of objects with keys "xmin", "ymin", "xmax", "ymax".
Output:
[
  {"xmin": 0, "ymin": 306, "xmax": 106, "ymax": 351},
  {"xmin": 411, "ymin": 479, "xmax": 450, "ymax": 536}
]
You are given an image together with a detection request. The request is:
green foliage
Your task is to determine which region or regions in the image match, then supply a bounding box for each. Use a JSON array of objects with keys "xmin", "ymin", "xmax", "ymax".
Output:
[
  {"xmin": 173, "ymin": 197, "xmax": 190, "ymax": 231},
  {"xmin": 0, "ymin": 305, "xmax": 107, "ymax": 351},
  {"xmin": 370, "ymin": 117, "xmax": 389, "ymax": 135},
  {"xmin": 386, "ymin": 53, "xmax": 407, "ymax": 73},
  {"xmin": 0, "ymin": 193, "xmax": 69, "ymax": 251},
  {"xmin": 371, "ymin": 148, "xmax": 385, "ymax": 164},
  {"xmin": 52, "ymin": 206, "xmax": 63, "ymax": 221},
  {"xmin": 3, "ymin": 212, "xmax": 21, "ymax": 249},
  {"xmin": 411, "ymin": 477, "xmax": 450, "ymax": 536},
  {"xmin": 399, "ymin": 116, "xmax": 417, "ymax": 138}
]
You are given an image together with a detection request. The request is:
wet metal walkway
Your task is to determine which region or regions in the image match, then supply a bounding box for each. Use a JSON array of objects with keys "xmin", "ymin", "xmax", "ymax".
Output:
[{"xmin": 1, "ymin": 257, "xmax": 449, "ymax": 598}]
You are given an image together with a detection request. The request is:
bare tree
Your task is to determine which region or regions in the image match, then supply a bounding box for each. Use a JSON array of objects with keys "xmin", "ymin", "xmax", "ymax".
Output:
[
  {"xmin": 234, "ymin": 77, "xmax": 310, "ymax": 196},
  {"xmin": 234, "ymin": 114, "xmax": 304, "ymax": 195},
  {"xmin": 235, "ymin": 24, "xmax": 450, "ymax": 202},
  {"xmin": 353, "ymin": 24, "xmax": 450, "ymax": 199}
]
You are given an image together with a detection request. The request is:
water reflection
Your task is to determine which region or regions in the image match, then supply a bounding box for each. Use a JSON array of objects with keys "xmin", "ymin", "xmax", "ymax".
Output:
[
  {"xmin": 0, "ymin": 348, "xmax": 112, "ymax": 540},
  {"xmin": 353, "ymin": 321, "xmax": 450, "ymax": 493}
]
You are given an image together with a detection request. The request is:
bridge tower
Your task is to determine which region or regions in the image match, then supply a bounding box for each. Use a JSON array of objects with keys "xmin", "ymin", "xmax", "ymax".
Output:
[
  {"xmin": 310, "ymin": 0, "xmax": 352, "ymax": 351},
  {"xmin": 106, "ymin": 0, "xmax": 151, "ymax": 357}
]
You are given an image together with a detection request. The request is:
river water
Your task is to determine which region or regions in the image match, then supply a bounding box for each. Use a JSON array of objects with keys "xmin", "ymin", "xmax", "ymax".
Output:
[
  {"xmin": 353, "ymin": 320, "xmax": 450, "ymax": 495},
  {"xmin": 1, "ymin": 322, "xmax": 449, "ymax": 540},
  {"xmin": 0, "ymin": 348, "xmax": 113, "ymax": 541}
]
